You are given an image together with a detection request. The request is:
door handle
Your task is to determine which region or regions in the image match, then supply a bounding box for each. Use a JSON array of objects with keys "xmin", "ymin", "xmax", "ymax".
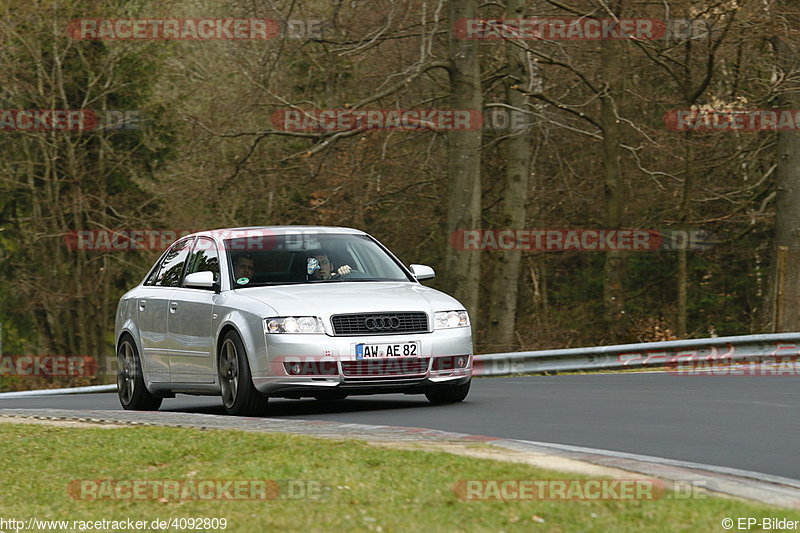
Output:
[
  {"xmin": 138, "ymin": 300, "xmax": 146, "ymax": 311},
  {"xmin": 169, "ymin": 302, "xmax": 178, "ymax": 313}
]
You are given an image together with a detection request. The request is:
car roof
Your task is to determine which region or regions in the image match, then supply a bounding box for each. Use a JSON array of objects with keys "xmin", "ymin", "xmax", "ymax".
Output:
[{"xmin": 188, "ymin": 226, "xmax": 367, "ymax": 240}]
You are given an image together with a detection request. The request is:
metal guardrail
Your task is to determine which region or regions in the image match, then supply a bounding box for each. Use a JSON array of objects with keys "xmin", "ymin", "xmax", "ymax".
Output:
[
  {"xmin": 0, "ymin": 384, "xmax": 116, "ymax": 398},
  {"xmin": 0, "ymin": 332, "xmax": 797, "ymax": 396},
  {"xmin": 473, "ymin": 332, "xmax": 800, "ymax": 376}
]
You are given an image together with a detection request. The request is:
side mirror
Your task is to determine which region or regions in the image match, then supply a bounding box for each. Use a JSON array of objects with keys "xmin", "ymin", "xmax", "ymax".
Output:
[
  {"xmin": 184, "ymin": 271, "xmax": 218, "ymax": 291},
  {"xmin": 410, "ymin": 264, "xmax": 435, "ymax": 281}
]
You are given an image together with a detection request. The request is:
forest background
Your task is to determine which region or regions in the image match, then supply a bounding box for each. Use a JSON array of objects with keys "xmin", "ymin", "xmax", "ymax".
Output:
[{"xmin": 2, "ymin": 0, "xmax": 800, "ymax": 388}]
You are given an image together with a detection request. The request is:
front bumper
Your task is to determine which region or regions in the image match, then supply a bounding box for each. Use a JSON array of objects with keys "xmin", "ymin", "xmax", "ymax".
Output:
[{"xmin": 251, "ymin": 327, "xmax": 472, "ymax": 396}]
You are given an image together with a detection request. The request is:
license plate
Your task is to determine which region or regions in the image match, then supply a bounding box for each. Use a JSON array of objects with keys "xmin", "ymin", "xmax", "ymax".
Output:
[{"xmin": 355, "ymin": 341, "xmax": 419, "ymax": 359}]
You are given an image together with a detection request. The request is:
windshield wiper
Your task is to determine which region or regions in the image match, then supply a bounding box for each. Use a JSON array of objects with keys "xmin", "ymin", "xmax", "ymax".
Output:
[
  {"xmin": 243, "ymin": 278, "xmax": 404, "ymax": 285},
  {"xmin": 236, "ymin": 281, "xmax": 305, "ymax": 287},
  {"xmin": 344, "ymin": 278, "xmax": 394, "ymax": 282},
  {"xmin": 304, "ymin": 277, "xmax": 381, "ymax": 283}
]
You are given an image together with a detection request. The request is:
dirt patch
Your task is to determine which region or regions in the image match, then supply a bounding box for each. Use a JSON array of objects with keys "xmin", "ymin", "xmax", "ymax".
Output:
[{"xmin": 369, "ymin": 441, "xmax": 644, "ymax": 479}]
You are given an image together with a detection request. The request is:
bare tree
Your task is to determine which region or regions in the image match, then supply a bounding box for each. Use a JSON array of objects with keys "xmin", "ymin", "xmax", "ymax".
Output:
[
  {"xmin": 486, "ymin": 0, "xmax": 533, "ymax": 351},
  {"xmin": 0, "ymin": 0, "xmax": 170, "ymax": 383},
  {"xmin": 599, "ymin": 1, "xmax": 626, "ymax": 339},
  {"xmin": 444, "ymin": 0, "xmax": 483, "ymax": 321},
  {"xmin": 770, "ymin": 1, "xmax": 800, "ymax": 330}
]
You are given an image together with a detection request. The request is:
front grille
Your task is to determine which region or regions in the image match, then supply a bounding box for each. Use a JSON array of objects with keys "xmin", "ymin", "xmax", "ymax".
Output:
[
  {"xmin": 341, "ymin": 357, "xmax": 430, "ymax": 376},
  {"xmin": 331, "ymin": 312, "xmax": 429, "ymax": 336}
]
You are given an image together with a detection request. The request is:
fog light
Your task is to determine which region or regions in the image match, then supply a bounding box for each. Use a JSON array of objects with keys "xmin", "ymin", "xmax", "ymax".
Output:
[
  {"xmin": 287, "ymin": 362, "xmax": 302, "ymax": 375},
  {"xmin": 432, "ymin": 356, "xmax": 469, "ymax": 371}
]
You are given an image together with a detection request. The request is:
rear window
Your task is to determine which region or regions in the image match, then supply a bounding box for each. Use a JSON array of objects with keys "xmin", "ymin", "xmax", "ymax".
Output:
[{"xmin": 153, "ymin": 238, "xmax": 193, "ymax": 287}]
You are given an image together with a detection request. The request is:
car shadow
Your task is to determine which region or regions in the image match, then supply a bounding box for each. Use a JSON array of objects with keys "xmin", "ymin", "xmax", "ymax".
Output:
[
  {"xmin": 164, "ymin": 395, "xmax": 433, "ymax": 417},
  {"xmin": 268, "ymin": 397, "xmax": 431, "ymax": 416}
]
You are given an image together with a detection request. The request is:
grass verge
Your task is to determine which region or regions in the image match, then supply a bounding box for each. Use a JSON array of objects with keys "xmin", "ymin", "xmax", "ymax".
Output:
[{"xmin": 0, "ymin": 422, "xmax": 797, "ymax": 532}]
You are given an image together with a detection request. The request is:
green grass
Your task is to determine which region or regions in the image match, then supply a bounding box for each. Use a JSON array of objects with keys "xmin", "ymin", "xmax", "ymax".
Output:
[{"xmin": 0, "ymin": 423, "xmax": 797, "ymax": 532}]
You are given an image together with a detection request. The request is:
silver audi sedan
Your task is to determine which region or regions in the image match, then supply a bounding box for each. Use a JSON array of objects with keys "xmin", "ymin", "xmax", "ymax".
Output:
[{"xmin": 115, "ymin": 226, "xmax": 473, "ymax": 415}]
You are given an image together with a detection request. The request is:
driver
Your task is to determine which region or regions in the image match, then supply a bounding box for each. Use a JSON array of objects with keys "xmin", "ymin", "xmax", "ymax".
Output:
[
  {"xmin": 309, "ymin": 251, "xmax": 351, "ymax": 280},
  {"xmin": 233, "ymin": 253, "xmax": 255, "ymax": 282}
]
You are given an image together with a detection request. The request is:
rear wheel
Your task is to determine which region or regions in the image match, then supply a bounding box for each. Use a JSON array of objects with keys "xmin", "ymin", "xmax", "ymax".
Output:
[
  {"xmin": 425, "ymin": 379, "xmax": 471, "ymax": 404},
  {"xmin": 219, "ymin": 331, "xmax": 269, "ymax": 416},
  {"xmin": 117, "ymin": 336, "xmax": 162, "ymax": 411}
]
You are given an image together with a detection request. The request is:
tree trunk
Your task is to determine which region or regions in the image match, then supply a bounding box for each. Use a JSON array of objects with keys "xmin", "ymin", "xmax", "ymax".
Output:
[
  {"xmin": 445, "ymin": 0, "xmax": 483, "ymax": 325},
  {"xmin": 486, "ymin": 0, "xmax": 531, "ymax": 351},
  {"xmin": 600, "ymin": 15, "xmax": 625, "ymax": 340},
  {"xmin": 772, "ymin": 29, "xmax": 800, "ymax": 331},
  {"xmin": 677, "ymin": 132, "xmax": 694, "ymax": 336}
]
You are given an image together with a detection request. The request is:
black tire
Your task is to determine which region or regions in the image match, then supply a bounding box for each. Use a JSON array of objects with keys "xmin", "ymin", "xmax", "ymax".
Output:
[
  {"xmin": 313, "ymin": 392, "xmax": 348, "ymax": 401},
  {"xmin": 218, "ymin": 331, "xmax": 269, "ymax": 416},
  {"xmin": 117, "ymin": 335, "xmax": 162, "ymax": 411},
  {"xmin": 425, "ymin": 379, "xmax": 471, "ymax": 404}
]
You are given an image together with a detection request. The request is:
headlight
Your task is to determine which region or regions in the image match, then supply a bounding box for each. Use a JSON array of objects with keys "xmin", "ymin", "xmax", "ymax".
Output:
[
  {"xmin": 434, "ymin": 310, "xmax": 470, "ymax": 329},
  {"xmin": 265, "ymin": 317, "xmax": 326, "ymax": 334}
]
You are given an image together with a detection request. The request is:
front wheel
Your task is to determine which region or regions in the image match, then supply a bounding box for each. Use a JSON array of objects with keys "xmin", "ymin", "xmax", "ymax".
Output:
[
  {"xmin": 117, "ymin": 336, "xmax": 162, "ymax": 411},
  {"xmin": 219, "ymin": 331, "xmax": 269, "ymax": 416},
  {"xmin": 425, "ymin": 379, "xmax": 471, "ymax": 404}
]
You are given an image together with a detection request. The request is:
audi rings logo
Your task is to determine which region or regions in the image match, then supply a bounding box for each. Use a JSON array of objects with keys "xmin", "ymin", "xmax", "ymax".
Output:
[{"xmin": 364, "ymin": 316, "xmax": 401, "ymax": 331}]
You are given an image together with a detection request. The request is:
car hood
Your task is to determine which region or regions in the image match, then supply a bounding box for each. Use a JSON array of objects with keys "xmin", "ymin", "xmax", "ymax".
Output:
[{"xmin": 235, "ymin": 282, "xmax": 464, "ymax": 317}]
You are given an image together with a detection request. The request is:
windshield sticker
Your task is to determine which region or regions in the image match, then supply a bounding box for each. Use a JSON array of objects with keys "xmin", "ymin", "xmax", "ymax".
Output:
[{"xmin": 236, "ymin": 277, "xmax": 249, "ymax": 285}]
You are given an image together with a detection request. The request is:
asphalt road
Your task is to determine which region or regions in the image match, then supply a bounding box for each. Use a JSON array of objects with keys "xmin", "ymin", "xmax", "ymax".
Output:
[{"xmin": 2, "ymin": 373, "xmax": 797, "ymax": 481}]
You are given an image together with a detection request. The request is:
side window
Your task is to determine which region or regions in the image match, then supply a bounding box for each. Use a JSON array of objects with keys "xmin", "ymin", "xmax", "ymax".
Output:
[
  {"xmin": 185, "ymin": 237, "xmax": 220, "ymax": 282},
  {"xmin": 144, "ymin": 251, "xmax": 168, "ymax": 286},
  {"xmin": 154, "ymin": 238, "xmax": 192, "ymax": 287}
]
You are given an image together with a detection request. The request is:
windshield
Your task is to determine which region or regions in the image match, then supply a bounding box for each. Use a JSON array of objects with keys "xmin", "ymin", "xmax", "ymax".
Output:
[{"xmin": 224, "ymin": 233, "xmax": 411, "ymax": 287}]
